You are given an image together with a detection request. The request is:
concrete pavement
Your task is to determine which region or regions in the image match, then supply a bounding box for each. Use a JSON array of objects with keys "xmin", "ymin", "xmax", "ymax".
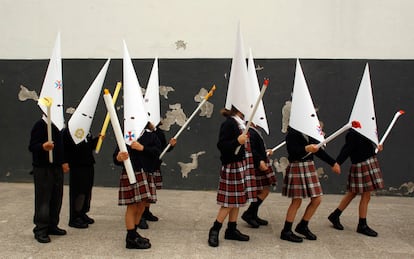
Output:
[{"xmin": 0, "ymin": 182, "xmax": 413, "ymax": 259}]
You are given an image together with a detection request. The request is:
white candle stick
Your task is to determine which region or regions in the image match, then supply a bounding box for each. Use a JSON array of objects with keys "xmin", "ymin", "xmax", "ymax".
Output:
[
  {"xmin": 159, "ymin": 85, "xmax": 216, "ymax": 159},
  {"xmin": 317, "ymin": 121, "xmax": 361, "ymax": 148},
  {"xmin": 39, "ymin": 97, "xmax": 53, "ymax": 163},
  {"xmin": 375, "ymin": 110, "xmax": 405, "ymax": 153},
  {"xmin": 103, "ymin": 89, "xmax": 136, "ymax": 184},
  {"xmin": 302, "ymin": 120, "xmax": 361, "ymax": 159},
  {"xmin": 235, "ymin": 79, "xmax": 269, "ymax": 155}
]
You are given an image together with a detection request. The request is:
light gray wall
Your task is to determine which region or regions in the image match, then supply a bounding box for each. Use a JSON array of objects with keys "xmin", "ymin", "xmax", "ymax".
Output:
[{"xmin": 1, "ymin": 0, "xmax": 414, "ymax": 59}]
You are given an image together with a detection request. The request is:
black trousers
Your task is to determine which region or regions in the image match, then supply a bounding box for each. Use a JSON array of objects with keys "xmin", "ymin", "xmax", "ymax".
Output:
[
  {"xmin": 33, "ymin": 166, "xmax": 64, "ymax": 235},
  {"xmin": 69, "ymin": 165, "xmax": 94, "ymax": 222}
]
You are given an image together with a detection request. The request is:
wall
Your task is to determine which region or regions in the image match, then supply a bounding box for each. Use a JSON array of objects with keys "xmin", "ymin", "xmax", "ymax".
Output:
[{"xmin": 0, "ymin": 1, "xmax": 413, "ymax": 195}]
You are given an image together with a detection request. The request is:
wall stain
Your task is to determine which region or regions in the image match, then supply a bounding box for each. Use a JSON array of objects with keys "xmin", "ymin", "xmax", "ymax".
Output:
[
  {"xmin": 177, "ymin": 151, "xmax": 205, "ymax": 178},
  {"xmin": 18, "ymin": 85, "xmax": 38, "ymax": 101}
]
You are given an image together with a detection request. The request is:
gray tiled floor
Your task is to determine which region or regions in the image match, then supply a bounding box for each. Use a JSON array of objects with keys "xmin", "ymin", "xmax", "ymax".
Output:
[{"xmin": 0, "ymin": 182, "xmax": 413, "ymax": 258}]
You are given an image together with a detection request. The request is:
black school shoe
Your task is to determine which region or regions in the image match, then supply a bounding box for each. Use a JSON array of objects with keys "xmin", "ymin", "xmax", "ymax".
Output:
[
  {"xmin": 328, "ymin": 213, "xmax": 344, "ymax": 230},
  {"xmin": 35, "ymin": 233, "xmax": 51, "ymax": 243},
  {"xmin": 241, "ymin": 211, "xmax": 260, "ymax": 228},
  {"xmin": 137, "ymin": 218, "xmax": 149, "ymax": 229},
  {"xmin": 126, "ymin": 236, "xmax": 151, "ymax": 249},
  {"xmin": 69, "ymin": 218, "xmax": 88, "ymax": 229},
  {"xmin": 143, "ymin": 210, "xmax": 159, "ymax": 222},
  {"xmin": 208, "ymin": 228, "xmax": 219, "ymax": 247},
  {"xmin": 295, "ymin": 225, "xmax": 317, "ymax": 240},
  {"xmin": 357, "ymin": 225, "xmax": 378, "ymax": 237},
  {"xmin": 255, "ymin": 216, "xmax": 269, "ymax": 226},
  {"xmin": 82, "ymin": 214, "xmax": 95, "ymax": 224},
  {"xmin": 48, "ymin": 226, "xmax": 67, "ymax": 235},
  {"xmin": 224, "ymin": 229, "xmax": 249, "ymax": 241},
  {"xmin": 280, "ymin": 230, "xmax": 303, "ymax": 243}
]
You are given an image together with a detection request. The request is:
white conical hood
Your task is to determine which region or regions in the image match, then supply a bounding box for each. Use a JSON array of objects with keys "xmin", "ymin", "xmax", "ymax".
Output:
[
  {"xmin": 349, "ymin": 63, "xmax": 379, "ymax": 144},
  {"xmin": 123, "ymin": 41, "xmax": 149, "ymax": 145},
  {"xmin": 68, "ymin": 59, "xmax": 110, "ymax": 144},
  {"xmin": 143, "ymin": 58, "xmax": 161, "ymax": 126},
  {"xmin": 38, "ymin": 33, "xmax": 64, "ymax": 130},
  {"xmin": 289, "ymin": 59, "xmax": 324, "ymax": 142},
  {"xmin": 225, "ymin": 23, "xmax": 253, "ymax": 118},
  {"xmin": 247, "ymin": 49, "xmax": 269, "ymax": 134}
]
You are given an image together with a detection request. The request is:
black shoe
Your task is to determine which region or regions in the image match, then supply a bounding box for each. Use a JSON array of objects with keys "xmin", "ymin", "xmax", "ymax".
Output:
[
  {"xmin": 255, "ymin": 216, "xmax": 269, "ymax": 226},
  {"xmin": 241, "ymin": 211, "xmax": 260, "ymax": 228},
  {"xmin": 280, "ymin": 230, "xmax": 303, "ymax": 243},
  {"xmin": 137, "ymin": 218, "xmax": 149, "ymax": 229},
  {"xmin": 69, "ymin": 218, "xmax": 88, "ymax": 229},
  {"xmin": 295, "ymin": 225, "xmax": 317, "ymax": 240},
  {"xmin": 136, "ymin": 232, "xmax": 150, "ymax": 243},
  {"xmin": 35, "ymin": 233, "xmax": 51, "ymax": 243},
  {"xmin": 144, "ymin": 211, "xmax": 159, "ymax": 222},
  {"xmin": 83, "ymin": 214, "xmax": 95, "ymax": 224},
  {"xmin": 357, "ymin": 225, "xmax": 378, "ymax": 237},
  {"xmin": 126, "ymin": 236, "xmax": 151, "ymax": 249},
  {"xmin": 48, "ymin": 227, "xmax": 67, "ymax": 235},
  {"xmin": 328, "ymin": 213, "xmax": 344, "ymax": 230},
  {"xmin": 208, "ymin": 228, "xmax": 219, "ymax": 247},
  {"xmin": 224, "ymin": 229, "xmax": 249, "ymax": 241}
]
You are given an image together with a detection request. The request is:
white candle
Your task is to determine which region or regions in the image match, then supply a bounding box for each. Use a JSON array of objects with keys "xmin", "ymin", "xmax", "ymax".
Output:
[
  {"xmin": 376, "ymin": 110, "xmax": 405, "ymax": 153},
  {"xmin": 103, "ymin": 89, "xmax": 137, "ymax": 184}
]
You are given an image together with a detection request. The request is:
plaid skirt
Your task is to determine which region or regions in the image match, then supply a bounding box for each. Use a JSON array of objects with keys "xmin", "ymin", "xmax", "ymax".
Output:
[
  {"xmin": 118, "ymin": 169, "xmax": 157, "ymax": 206},
  {"xmin": 255, "ymin": 159, "xmax": 277, "ymax": 190},
  {"xmin": 347, "ymin": 156, "xmax": 384, "ymax": 193},
  {"xmin": 282, "ymin": 161, "xmax": 322, "ymax": 199},
  {"xmin": 243, "ymin": 136, "xmax": 257, "ymax": 202},
  {"xmin": 217, "ymin": 160, "xmax": 255, "ymax": 208},
  {"xmin": 154, "ymin": 169, "xmax": 163, "ymax": 190}
]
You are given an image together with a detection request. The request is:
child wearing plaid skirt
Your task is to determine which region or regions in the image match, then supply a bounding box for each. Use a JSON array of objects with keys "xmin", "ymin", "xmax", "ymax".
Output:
[
  {"xmin": 241, "ymin": 124, "xmax": 276, "ymax": 228},
  {"xmin": 281, "ymin": 127, "xmax": 340, "ymax": 243},
  {"xmin": 208, "ymin": 107, "xmax": 255, "ymax": 247},
  {"xmin": 114, "ymin": 124, "xmax": 162, "ymax": 249},
  {"xmin": 328, "ymin": 129, "xmax": 384, "ymax": 237}
]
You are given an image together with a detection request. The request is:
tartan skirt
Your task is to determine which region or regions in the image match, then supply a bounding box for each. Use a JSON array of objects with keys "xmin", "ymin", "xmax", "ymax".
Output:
[
  {"xmin": 154, "ymin": 169, "xmax": 163, "ymax": 190},
  {"xmin": 255, "ymin": 159, "xmax": 277, "ymax": 190},
  {"xmin": 243, "ymin": 137, "xmax": 257, "ymax": 202},
  {"xmin": 216, "ymin": 160, "xmax": 254, "ymax": 208},
  {"xmin": 118, "ymin": 169, "xmax": 157, "ymax": 206},
  {"xmin": 347, "ymin": 156, "xmax": 384, "ymax": 193},
  {"xmin": 282, "ymin": 161, "xmax": 323, "ymax": 199}
]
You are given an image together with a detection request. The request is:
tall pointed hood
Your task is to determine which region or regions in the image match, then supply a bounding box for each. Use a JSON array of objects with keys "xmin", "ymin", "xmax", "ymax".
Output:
[
  {"xmin": 68, "ymin": 59, "xmax": 110, "ymax": 144},
  {"xmin": 247, "ymin": 48, "xmax": 269, "ymax": 134},
  {"xmin": 225, "ymin": 23, "xmax": 253, "ymax": 118},
  {"xmin": 349, "ymin": 63, "xmax": 379, "ymax": 145},
  {"xmin": 38, "ymin": 33, "xmax": 64, "ymax": 130},
  {"xmin": 143, "ymin": 58, "xmax": 161, "ymax": 126},
  {"xmin": 123, "ymin": 41, "xmax": 149, "ymax": 145},
  {"xmin": 289, "ymin": 59, "xmax": 324, "ymax": 143}
]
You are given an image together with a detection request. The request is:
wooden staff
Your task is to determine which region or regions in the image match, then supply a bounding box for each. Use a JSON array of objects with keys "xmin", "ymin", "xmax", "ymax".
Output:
[
  {"xmin": 234, "ymin": 79, "xmax": 269, "ymax": 155},
  {"xmin": 375, "ymin": 110, "xmax": 405, "ymax": 153},
  {"xmin": 159, "ymin": 85, "xmax": 216, "ymax": 159},
  {"xmin": 95, "ymin": 82, "xmax": 122, "ymax": 153},
  {"xmin": 103, "ymin": 89, "xmax": 136, "ymax": 184},
  {"xmin": 39, "ymin": 97, "xmax": 53, "ymax": 163}
]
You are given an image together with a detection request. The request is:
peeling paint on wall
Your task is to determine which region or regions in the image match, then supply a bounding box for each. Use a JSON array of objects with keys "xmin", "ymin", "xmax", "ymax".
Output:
[
  {"xmin": 177, "ymin": 151, "xmax": 205, "ymax": 178},
  {"xmin": 194, "ymin": 88, "xmax": 214, "ymax": 118},
  {"xmin": 159, "ymin": 85, "xmax": 174, "ymax": 99},
  {"xmin": 175, "ymin": 40, "xmax": 187, "ymax": 50},
  {"xmin": 281, "ymin": 101, "xmax": 291, "ymax": 133},
  {"xmin": 18, "ymin": 85, "xmax": 38, "ymax": 101},
  {"xmin": 159, "ymin": 103, "xmax": 187, "ymax": 131}
]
